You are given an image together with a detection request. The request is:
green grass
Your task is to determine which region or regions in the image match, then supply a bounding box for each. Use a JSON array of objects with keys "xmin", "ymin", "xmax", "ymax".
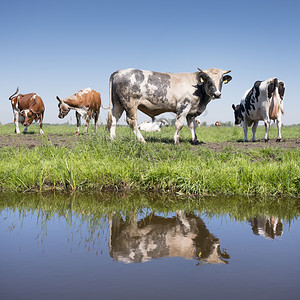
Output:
[{"xmin": 0, "ymin": 123, "xmax": 299, "ymax": 195}]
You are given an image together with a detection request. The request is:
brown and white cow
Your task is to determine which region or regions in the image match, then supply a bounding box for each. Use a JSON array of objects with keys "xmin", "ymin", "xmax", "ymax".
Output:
[
  {"xmin": 215, "ymin": 121, "xmax": 221, "ymax": 126},
  {"xmin": 107, "ymin": 68, "xmax": 232, "ymax": 144},
  {"xmin": 56, "ymin": 88, "xmax": 101, "ymax": 135},
  {"xmin": 9, "ymin": 87, "xmax": 45, "ymax": 134}
]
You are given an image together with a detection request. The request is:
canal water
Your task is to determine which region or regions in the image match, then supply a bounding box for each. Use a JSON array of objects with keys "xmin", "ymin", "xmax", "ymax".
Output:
[{"xmin": 1, "ymin": 192, "xmax": 299, "ymax": 300}]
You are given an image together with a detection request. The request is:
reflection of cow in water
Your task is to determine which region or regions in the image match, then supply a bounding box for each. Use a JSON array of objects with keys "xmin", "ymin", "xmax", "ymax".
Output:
[
  {"xmin": 109, "ymin": 212, "xmax": 229, "ymax": 264},
  {"xmin": 248, "ymin": 215, "xmax": 283, "ymax": 239}
]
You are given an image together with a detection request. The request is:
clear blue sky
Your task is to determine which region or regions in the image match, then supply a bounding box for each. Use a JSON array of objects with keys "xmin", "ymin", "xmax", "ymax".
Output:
[{"xmin": 1, "ymin": 0, "xmax": 299, "ymax": 125}]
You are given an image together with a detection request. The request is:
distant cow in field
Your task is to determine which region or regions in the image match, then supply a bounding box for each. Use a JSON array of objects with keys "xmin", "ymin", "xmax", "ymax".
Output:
[
  {"xmin": 138, "ymin": 118, "xmax": 169, "ymax": 132},
  {"xmin": 232, "ymin": 78, "xmax": 285, "ymax": 142},
  {"xmin": 109, "ymin": 212, "xmax": 230, "ymax": 264},
  {"xmin": 107, "ymin": 67, "xmax": 232, "ymax": 144},
  {"xmin": 9, "ymin": 87, "xmax": 45, "ymax": 134},
  {"xmin": 138, "ymin": 120, "xmax": 162, "ymax": 132},
  {"xmin": 56, "ymin": 88, "xmax": 101, "ymax": 135},
  {"xmin": 215, "ymin": 121, "xmax": 221, "ymax": 126}
]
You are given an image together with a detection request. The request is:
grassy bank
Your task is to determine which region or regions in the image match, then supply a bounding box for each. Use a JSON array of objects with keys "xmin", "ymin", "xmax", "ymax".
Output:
[{"xmin": 0, "ymin": 124, "xmax": 299, "ymax": 195}]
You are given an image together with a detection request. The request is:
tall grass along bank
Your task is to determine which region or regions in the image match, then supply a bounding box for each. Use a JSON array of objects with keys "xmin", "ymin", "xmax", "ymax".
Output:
[{"xmin": 0, "ymin": 124, "xmax": 299, "ymax": 196}]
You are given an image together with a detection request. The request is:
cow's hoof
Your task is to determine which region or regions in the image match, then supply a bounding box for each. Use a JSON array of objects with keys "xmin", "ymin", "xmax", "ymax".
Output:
[
  {"xmin": 264, "ymin": 139, "xmax": 269, "ymax": 142},
  {"xmin": 191, "ymin": 140, "xmax": 202, "ymax": 145},
  {"xmin": 276, "ymin": 138, "xmax": 281, "ymax": 142},
  {"xmin": 75, "ymin": 132, "xmax": 80, "ymax": 136}
]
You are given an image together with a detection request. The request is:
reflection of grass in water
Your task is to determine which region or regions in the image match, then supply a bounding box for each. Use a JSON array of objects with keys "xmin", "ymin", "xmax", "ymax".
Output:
[
  {"xmin": 0, "ymin": 124, "xmax": 299, "ymax": 195},
  {"xmin": 1, "ymin": 192, "xmax": 299, "ymax": 253},
  {"xmin": 1, "ymin": 192, "xmax": 299, "ymax": 223}
]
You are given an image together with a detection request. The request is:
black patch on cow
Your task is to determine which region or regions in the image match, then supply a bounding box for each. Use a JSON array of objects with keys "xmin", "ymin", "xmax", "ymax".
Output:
[
  {"xmin": 232, "ymin": 104, "xmax": 244, "ymax": 124},
  {"xmin": 177, "ymin": 98, "xmax": 190, "ymax": 116},
  {"xmin": 268, "ymin": 78, "xmax": 277, "ymax": 99},
  {"xmin": 128, "ymin": 69, "xmax": 145, "ymax": 84},
  {"xmin": 193, "ymin": 84, "xmax": 212, "ymax": 116},
  {"xmin": 244, "ymin": 81, "xmax": 261, "ymax": 115},
  {"xmin": 131, "ymin": 83, "xmax": 141, "ymax": 94},
  {"xmin": 278, "ymin": 81, "xmax": 285, "ymax": 100},
  {"xmin": 145, "ymin": 72, "xmax": 171, "ymax": 102}
]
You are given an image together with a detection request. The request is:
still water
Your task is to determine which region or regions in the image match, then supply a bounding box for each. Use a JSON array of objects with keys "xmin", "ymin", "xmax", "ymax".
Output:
[{"xmin": 0, "ymin": 192, "xmax": 300, "ymax": 300}]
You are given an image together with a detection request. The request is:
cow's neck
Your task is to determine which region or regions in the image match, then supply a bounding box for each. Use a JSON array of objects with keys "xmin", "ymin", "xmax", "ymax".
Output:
[
  {"xmin": 64, "ymin": 100, "xmax": 88, "ymax": 119},
  {"xmin": 194, "ymin": 84, "xmax": 211, "ymax": 115}
]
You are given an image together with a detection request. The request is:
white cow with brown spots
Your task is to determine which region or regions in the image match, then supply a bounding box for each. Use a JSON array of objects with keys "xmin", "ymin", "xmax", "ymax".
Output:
[{"xmin": 57, "ymin": 88, "xmax": 101, "ymax": 135}]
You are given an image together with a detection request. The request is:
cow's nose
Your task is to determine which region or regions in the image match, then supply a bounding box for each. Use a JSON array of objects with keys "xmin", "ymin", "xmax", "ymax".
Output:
[{"xmin": 213, "ymin": 92, "xmax": 221, "ymax": 99}]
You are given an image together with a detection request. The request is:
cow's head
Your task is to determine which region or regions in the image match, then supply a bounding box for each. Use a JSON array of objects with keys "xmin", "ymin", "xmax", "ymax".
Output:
[
  {"xmin": 56, "ymin": 96, "xmax": 70, "ymax": 118},
  {"xmin": 20, "ymin": 109, "xmax": 37, "ymax": 126},
  {"xmin": 9, "ymin": 87, "xmax": 20, "ymax": 107},
  {"xmin": 232, "ymin": 104, "xmax": 244, "ymax": 125},
  {"xmin": 197, "ymin": 68, "xmax": 232, "ymax": 99}
]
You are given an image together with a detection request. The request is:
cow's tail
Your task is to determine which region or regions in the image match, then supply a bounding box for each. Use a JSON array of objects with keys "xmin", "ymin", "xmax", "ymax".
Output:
[{"xmin": 106, "ymin": 73, "xmax": 113, "ymax": 130}]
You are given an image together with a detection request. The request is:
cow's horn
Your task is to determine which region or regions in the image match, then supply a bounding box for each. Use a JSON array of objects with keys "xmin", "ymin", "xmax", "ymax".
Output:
[
  {"xmin": 223, "ymin": 70, "xmax": 231, "ymax": 74},
  {"xmin": 56, "ymin": 96, "xmax": 62, "ymax": 102},
  {"xmin": 197, "ymin": 68, "xmax": 206, "ymax": 73},
  {"xmin": 9, "ymin": 87, "xmax": 19, "ymax": 100}
]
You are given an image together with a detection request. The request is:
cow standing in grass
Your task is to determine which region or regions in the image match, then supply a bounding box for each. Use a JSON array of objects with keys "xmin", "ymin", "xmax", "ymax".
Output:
[
  {"xmin": 232, "ymin": 78, "xmax": 285, "ymax": 142},
  {"xmin": 9, "ymin": 87, "xmax": 45, "ymax": 134},
  {"xmin": 57, "ymin": 88, "xmax": 101, "ymax": 135},
  {"xmin": 107, "ymin": 68, "xmax": 232, "ymax": 144}
]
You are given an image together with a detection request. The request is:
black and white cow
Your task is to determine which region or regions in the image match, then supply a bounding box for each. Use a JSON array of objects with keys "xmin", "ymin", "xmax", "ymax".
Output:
[
  {"xmin": 232, "ymin": 78, "xmax": 285, "ymax": 142},
  {"xmin": 107, "ymin": 68, "xmax": 232, "ymax": 144}
]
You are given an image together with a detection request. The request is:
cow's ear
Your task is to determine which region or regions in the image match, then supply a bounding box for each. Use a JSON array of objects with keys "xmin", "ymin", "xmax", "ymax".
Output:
[
  {"xmin": 196, "ymin": 72, "xmax": 207, "ymax": 84},
  {"xmin": 232, "ymin": 104, "xmax": 236, "ymax": 110},
  {"xmin": 223, "ymin": 75, "xmax": 232, "ymax": 84}
]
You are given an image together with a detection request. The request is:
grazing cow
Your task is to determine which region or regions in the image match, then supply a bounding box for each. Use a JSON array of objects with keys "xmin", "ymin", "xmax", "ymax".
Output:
[
  {"xmin": 232, "ymin": 78, "xmax": 285, "ymax": 142},
  {"xmin": 107, "ymin": 68, "xmax": 232, "ymax": 144},
  {"xmin": 56, "ymin": 88, "xmax": 101, "ymax": 135},
  {"xmin": 215, "ymin": 121, "xmax": 221, "ymax": 126},
  {"xmin": 8, "ymin": 87, "xmax": 45, "ymax": 134},
  {"xmin": 109, "ymin": 212, "xmax": 230, "ymax": 264}
]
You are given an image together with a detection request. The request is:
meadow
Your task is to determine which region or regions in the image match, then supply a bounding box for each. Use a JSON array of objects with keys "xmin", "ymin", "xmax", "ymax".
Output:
[{"xmin": 0, "ymin": 123, "xmax": 299, "ymax": 196}]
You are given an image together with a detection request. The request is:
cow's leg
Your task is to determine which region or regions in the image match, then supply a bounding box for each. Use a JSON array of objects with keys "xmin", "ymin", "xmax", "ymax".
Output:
[
  {"xmin": 14, "ymin": 111, "xmax": 21, "ymax": 134},
  {"xmin": 276, "ymin": 118, "xmax": 282, "ymax": 142},
  {"xmin": 186, "ymin": 116, "xmax": 199, "ymax": 145},
  {"xmin": 39, "ymin": 114, "xmax": 44, "ymax": 134},
  {"xmin": 109, "ymin": 102, "xmax": 124, "ymax": 140},
  {"xmin": 251, "ymin": 121, "xmax": 258, "ymax": 142},
  {"xmin": 174, "ymin": 115, "xmax": 186, "ymax": 145},
  {"xmin": 126, "ymin": 108, "xmax": 146, "ymax": 143},
  {"xmin": 75, "ymin": 111, "xmax": 81, "ymax": 135},
  {"xmin": 242, "ymin": 121, "xmax": 248, "ymax": 142},
  {"xmin": 23, "ymin": 126, "xmax": 28, "ymax": 134},
  {"xmin": 84, "ymin": 116, "xmax": 91, "ymax": 134},
  {"xmin": 94, "ymin": 111, "xmax": 99, "ymax": 133},
  {"xmin": 264, "ymin": 118, "xmax": 270, "ymax": 142}
]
